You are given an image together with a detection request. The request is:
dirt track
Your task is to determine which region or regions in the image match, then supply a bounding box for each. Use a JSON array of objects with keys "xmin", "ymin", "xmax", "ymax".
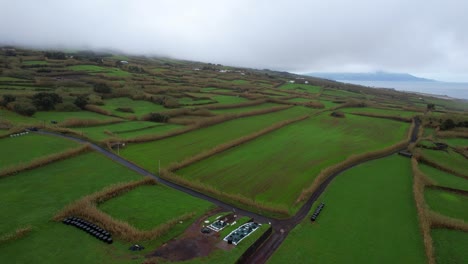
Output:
[{"xmin": 36, "ymin": 117, "xmax": 420, "ymax": 264}]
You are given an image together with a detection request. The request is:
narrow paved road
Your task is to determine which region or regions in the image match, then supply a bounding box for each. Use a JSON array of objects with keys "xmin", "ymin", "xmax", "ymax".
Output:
[{"xmin": 36, "ymin": 117, "xmax": 420, "ymax": 264}]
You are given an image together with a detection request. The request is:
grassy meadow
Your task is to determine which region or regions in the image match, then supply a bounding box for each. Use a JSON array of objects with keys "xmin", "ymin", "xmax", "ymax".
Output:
[
  {"xmin": 425, "ymin": 188, "xmax": 468, "ymax": 221},
  {"xmin": 419, "ymin": 148, "xmax": 467, "ymax": 177},
  {"xmin": 101, "ymin": 98, "xmax": 167, "ymax": 118},
  {"xmin": 432, "ymin": 229, "xmax": 468, "ymax": 264},
  {"xmin": 269, "ymin": 155, "xmax": 426, "ymax": 264},
  {"xmin": 419, "ymin": 163, "xmax": 468, "ymax": 191}
]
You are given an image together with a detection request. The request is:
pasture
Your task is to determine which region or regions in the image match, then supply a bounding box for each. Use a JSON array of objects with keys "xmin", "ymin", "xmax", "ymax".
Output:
[
  {"xmin": 269, "ymin": 155, "xmax": 426, "ymax": 264},
  {"xmin": 210, "ymin": 103, "xmax": 280, "ymax": 114},
  {"xmin": 419, "ymin": 164, "xmax": 468, "ymax": 191},
  {"xmin": 419, "ymin": 149, "xmax": 467, "ymax": 177},
  {"xmin": 432, "ymin": 229, "xmax": 468, "ymax": 264},
  {"xmin": 341, "ymin": 107, "xmax": 420, "ymax": 118},
  {"xmin": 34, "ymin": 111, "xmax": 119, "ymax": 123},
  {"xmin": 121, "ymin": 107, "xmax": 310, "ymax": 170},
  {"xmin": 425, "ymin": 188, "xmax": 468, "ymax": 221},
  {"xmin": 177, "ymin": 114, "xmax": 410, "ymax": 211},
  {"xmin": 0, "ymin": 133, "xmax": 79, "ymax": 171},
  {"xmin": 278, "ymin": 83, "xmax": 321, "ymax": 94},
  {"xmin": 67, "ymin": 65, "xmax": 131, "ymax": 77},
  {"xmin": 77, "ymin": 121, "xmax": 181, "ymax": 141},
  {"xmin": 101, "ymin": 97, "xmax": 167, "ymax": 118}
]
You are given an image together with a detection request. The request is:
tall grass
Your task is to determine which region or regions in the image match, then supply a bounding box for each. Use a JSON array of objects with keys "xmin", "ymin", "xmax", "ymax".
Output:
[
  {"xmin": 0, "ymin": 226, "xmax": 32, "ymax": 245},
  {"xmin": 416, "ymin": 154, "xmax": 468, "ymax": 179},
  {"xmin": 203, "ymin": 99, "xmax": 266, "ymax": 110},
  {"xmin": 0, "ymin": 144, "xmax": 91, "ymax": 178},
  {"xmin": 411, "ymin": 158, "xmax": 435, "ymax": 264},
  {"xmin": 296, "ymin": 120, "xmax": 415, "ymax": 203},
  {"xmin": 53, "ymin": 178, "xmax": 192, "ymax": 242},
  {"xmin": 84, "ymin": 104, "xmax": 112, "ymax": 116}
]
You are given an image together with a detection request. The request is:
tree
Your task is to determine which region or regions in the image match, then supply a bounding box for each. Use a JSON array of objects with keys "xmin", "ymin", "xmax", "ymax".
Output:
[
  {"xmin": 1, "ymin": 94, "xmax": 15, "ymax": 106},
  {"xmin": 93, "ymin": 83, "xmax": 112, "ymax": 94},
  {"xmin": 440, "ymin": 119, "xmax": 455, "ymax": 130},
  {"xmin": 32, "ymin": 92, "xmax": 62, "ymax": 110},
  {"xmin": 147, "ymin": 113, "xmax": 169, "ymax": 123},
  {"xmin": 74, "ymin": 95, "xmax": 88, "ymax": 109},
  {"xmin": 427, "ymin": 103, "xmax": 435, "ymax": 111}
]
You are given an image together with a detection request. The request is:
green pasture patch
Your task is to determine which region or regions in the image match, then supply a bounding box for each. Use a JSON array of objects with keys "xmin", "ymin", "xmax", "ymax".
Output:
[
  {"xmin": 22, "ymin": 60, "xmax": 48, "ymax": 65},
  {"xmin": 78, "ymin": 121, "xmax": 181, "ymax": 141},
  {"xmin": 178, "ymin": 97, "xmax": 215, "ymax": 106},
  {"xmin": 99, "ymin": 184, "xmax": 213, "ymax": 231},
  {"xmin": 0, "ymin": 133, "xmax": 79, "ymax": 170},
  {"xmin": 432, "ymin": 229, "xmax": 468, "ymax": 264},
  {"xmin": 67, "ymin": 65, "xmax": 131, "ymax": 77},
  {"xmin": 101, "ymin": 97, "xmax": 167, "ymax": 118},
  {"xmin": 425, "ymin": 188, "xmax": 468, "ymax": 221},
  {"xmin": 423, "ymin": 127, "xmax": 435, "ymax": 138},
  {"xmin": 419, "ymin": 164, "xmax": 468, "ymax": 191},
  {"xmin": 34, "ymin": 110, "xmax": 119, "ymax": 123},
  {"xmin": 279, "ymin": 83, "xmax": 321, "ymax": 94},
  {"xmin": 211, "ymin": 103, "xmax": 280, "ymax": 114},
  {"xmin": 322, "ymin": 88, "xmax": 364, "ymax": 98},
  {"xmin": 442, "ymin": 137, "xmax": 468, "ymax": 147},
  {"xmin": 420, "ymin": 148, "xmax": 467, "ymax": 177},
  {"xmin": 178, "ymin": 114, "xmax": 410, "ymax": 212},
  {"xmin": 121, "ymin": 107, "xmax": 310, "ymax": 170},
  {"xmin": 206, "ymin": 94, "xmax": 247, "ymax": 105},
  {"xmin": 0, "ymin": 108, "xmax": 38, "ymax": 125},
  {"xmin": 231, "ymin": 79, "xmax": 248, "ymax": 85},
  {"xmin": 319, "ymin": 100, "xmax": 341, "ymax": 109},
  {"xmin": 269, "ymin": 155, "xmax": 426, "ymax": 264},
  {"xmin": 341, "ymin": 107, "xmax": 420, "ymax": 117}
]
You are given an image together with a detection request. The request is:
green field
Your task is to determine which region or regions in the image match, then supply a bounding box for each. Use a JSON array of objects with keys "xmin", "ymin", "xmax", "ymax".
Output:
[
  {"xmin": 99, "ymin": 185, "xmax": 213, "ymax": 231},
  {"xmin": 121, "ymin": 107, "xmax": 311, "ymax": 170},
  {"xmin": 322, "ymin": 88, "xmax": 364, "ymax": 98},
  {"xmin": 22, "ymin": 60, "xmax": 48, "ymax": 65},
  {"xmin": 269, "ymin": 155, "xmax": 426, "ymax": 264},
  {"xmin": 210, "ymin": 103, "xmax": 280, "ymax": 114},
  {"xmin": 0, "ymin": 108, "xmax": 38, "ymax": 125},
  {"xmin": 210, "ymin": 94, "xmax": 247, "ymax": 104},
  {"xmin": 319, "ymin": 100, "xmax": 341, "ymax": 109},
  {"xmin": 287, "ymin": 97, "xmax": 312, "ymax": 103},
  {"xmin": 442, "ymin": 137, "xmax": 468, "ymax": 147},
  {"xmin": 178, "ymin": 114, "xmax": 410, "ymax": 211},
  {"xmin": 432, "ymin": 229, "xmax": 468, "ymax": 264},
  {"xmin": 0, "ymin": 76, "xmax": 31, "ymax": 82},
  {"xmin": 67, "ymin": 65, "xmax": 131, "ymax": 77},
  {"xmin": 425, "ymin": 188, "xmax": 468, "ymax": 221},
  {"xmin": 34, "ymin": 110, "xmax": 120, "ymax": 123},
  {"xmin": 77, "ymin": 121, "xmax": 181, "ymax": 141},
  {"xmin": 178, "ymin": 97, "xmax": 215, "ymax": 106},
  {"xmin": 0, "ymin": 133, "xmax": 79, "ymax": 170},
  {"xmin": 279, "ymin": 83, "xmax": 321, "ymax": 94},
  {"xmin": 231, "ymin": 79, "xmax": 249, "ymax": 85},
  {"xmin": 341, "ymin": 107, "xmax": 419, "ymax": 117},
  {"xmin": 419, "ymin": 163, "xmax": 468, "ymax": 191},
  {"xmin": 101, "ymin": 98, "xmax": 167, "ymax": 118},
  {"xmin": 420, "ymin": 149, "xmax": 467, "ymax": 177}
]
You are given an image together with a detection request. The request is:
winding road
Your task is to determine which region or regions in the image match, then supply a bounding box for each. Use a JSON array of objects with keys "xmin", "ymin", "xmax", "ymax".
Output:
[{"xmin": 36, "ymin": 117, "xmax": 420, "ymax": 264}]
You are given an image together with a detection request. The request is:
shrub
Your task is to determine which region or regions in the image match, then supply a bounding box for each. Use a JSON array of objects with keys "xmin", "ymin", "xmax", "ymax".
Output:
[
  {"xmin": 115, "ymin": 107, "xmax": 134, "ymax": 113},
  {"xmin": 55, "ymin": 102, "xmax": 80, "ymax": 112},
  {"xmin": 74, "ymin": 95, "xmax": 88, "ymax": 109},
  {"xmin": 147, "ymin": 113, "xmax": 169, "ymax": 123},
  {"xmin": 1, "ymin": 94, "xmax": 15, "ymax": 106},
  {"xmin": 93, "ymin": 83, "xmax": 112, "ymax": 94},
  {"xmin": 32, "ymin": 92, "xmax": 62, "ymax": 110},
  {"xmin": 12, "ymin": 102, "xmax": 36, "ymax": 116}
]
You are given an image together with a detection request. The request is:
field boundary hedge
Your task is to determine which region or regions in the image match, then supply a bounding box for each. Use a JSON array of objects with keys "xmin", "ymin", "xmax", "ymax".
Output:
[
  {"xmin": 59, "ymin": 118, "xmax": 123, "ymax": 128},
  {"xmin": 296, "ymin": 120, "xmax": 415, "ymax": 203},
  {"xmin": 53, "ymin": 177, "xmax": 196, "ymax": 242},
  {"xmin": 416, "ymin": 154, "xmax": 468, "ymax": 179},
  {"xmin": 0, "ymin": 226, "xmax": 32, "ymax": 245},
  {"xmin": 349, "ymin": 112, "xmax": 413, "ymax": 122},
  {"xmin": 0, "ymin": 144, "xmax": 91, "ymax": 178},
  {"xmin": 411, "ymin": 158, "xmax": 436, "ymax": 264},
  {"xmin": 202, "ymin": 99, "xmax": 266, "ymax": 110},
  {"xmin": 436, "ymin": 130, "xmax": 468, "ymax": 139},
  {"xmin": 429, "ymin": 211, "xmax": 468, "ymax": 232}
]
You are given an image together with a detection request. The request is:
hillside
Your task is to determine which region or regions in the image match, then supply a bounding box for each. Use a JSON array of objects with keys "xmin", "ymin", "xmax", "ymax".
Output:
[{"xmin": 307, "ymin": 71, "xmax": 436, "ymax": 82}]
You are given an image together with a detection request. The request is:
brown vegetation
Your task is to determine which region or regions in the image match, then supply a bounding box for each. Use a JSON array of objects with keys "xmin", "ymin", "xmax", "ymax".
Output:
[
  {"xmin": 348, "ymin": 112, "xmax": 412, "ymax": 122},
  {"xmin": 84, "ymin": 104, "xmax": 112, "ymax": 116},
  {"xmin": 53, "ymin": 177, "xmax": 194, "ymax": 242},
  {"xmin": 59, "ymin": 118, "xmax": 123, "ymax": 128},
  {"xmin": 203, "ymin": 99, "xmax": 266, "ymax": 110},
  {"xmin": 0, "ymin": 226, "xmax": 32, "ymax": 245},
  {"xmin": 429, "ymin": 211, "xmax": 468, "ymax": 232},
  {"xmin": 436, "ymin": 130, "xmax": 468, "ymax": 138},
  {"xmin": 0, "ymin": 144, "xmax": 91, "ymax": 178},
  {"xmin": 416, "ymin": 154, "xmax": 468, "ymax": 179}
]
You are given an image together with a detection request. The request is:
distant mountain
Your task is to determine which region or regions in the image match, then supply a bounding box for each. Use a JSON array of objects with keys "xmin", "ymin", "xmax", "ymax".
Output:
[{"xmin": 306, "ymin": 71, "xmax": 437, "ymax": 82}]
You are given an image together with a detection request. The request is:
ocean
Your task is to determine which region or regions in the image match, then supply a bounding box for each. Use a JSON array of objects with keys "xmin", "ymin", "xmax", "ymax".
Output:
[{"xmin": 338, "ymin": 80, "xmax": 468, "ymax": 100}]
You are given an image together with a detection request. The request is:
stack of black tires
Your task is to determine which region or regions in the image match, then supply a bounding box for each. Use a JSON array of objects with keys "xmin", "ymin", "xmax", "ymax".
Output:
[
  {"xmin": 310, "ymin": 203, "xmax": 325, "ymax": 221},
  {"xmin": 63, "ymin": 217, "xmax": 113, "ymax": 244}
]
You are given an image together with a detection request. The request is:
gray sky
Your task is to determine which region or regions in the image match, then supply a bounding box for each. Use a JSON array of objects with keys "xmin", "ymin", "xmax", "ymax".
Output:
[{"xmin": 1, "ymin": 0, "xmax": 468, "ymax": 81}]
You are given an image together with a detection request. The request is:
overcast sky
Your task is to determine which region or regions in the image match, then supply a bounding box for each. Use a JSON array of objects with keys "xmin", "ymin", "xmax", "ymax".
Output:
[{"xmin": 1, "ymin": 0, "xmax": 468, "ymax": 81}]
